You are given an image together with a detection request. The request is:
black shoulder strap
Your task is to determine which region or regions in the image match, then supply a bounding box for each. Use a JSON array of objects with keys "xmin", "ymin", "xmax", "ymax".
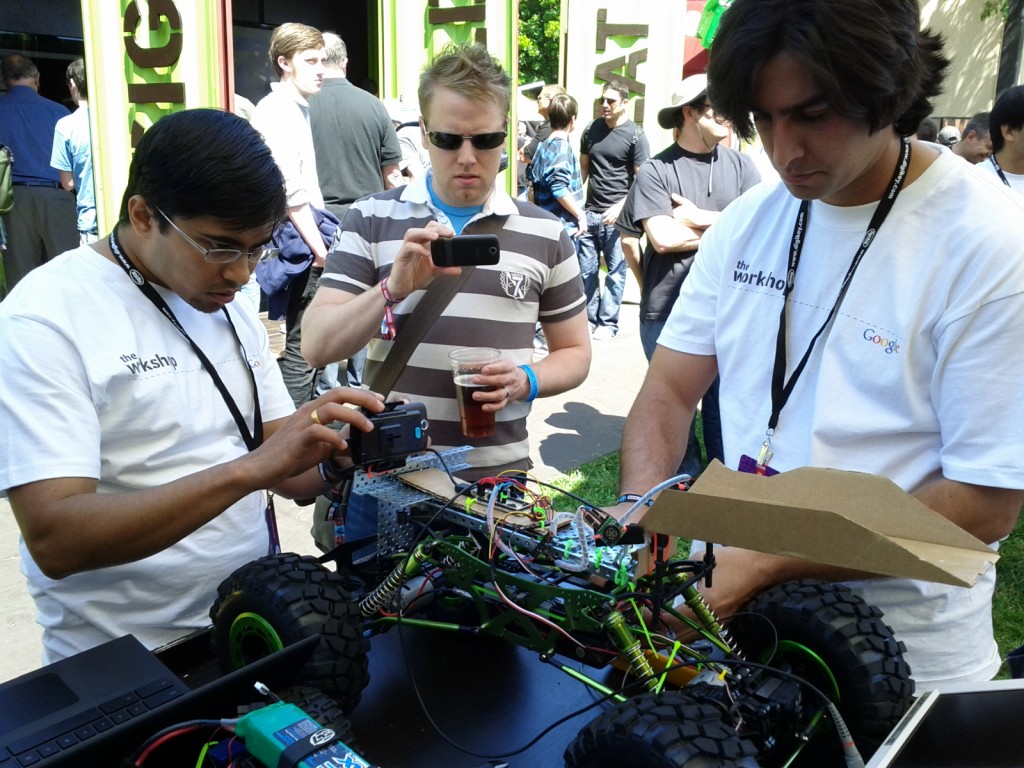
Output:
[{"xmin": 627, "ymin": 123, "xmax": 642, "ymax": 183}]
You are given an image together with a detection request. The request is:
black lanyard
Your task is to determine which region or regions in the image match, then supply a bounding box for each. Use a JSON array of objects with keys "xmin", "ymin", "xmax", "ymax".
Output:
[
  {"xmin": 108, "ymin": 231, "xmax": 263, "ymax": 451},
  {"xmin": 767, "ymin": 136, "xmax": 912, "ymax": 442},
  {"xmin": 989, "ymin": 153, "xmax": 1012, "ymax": 188}
]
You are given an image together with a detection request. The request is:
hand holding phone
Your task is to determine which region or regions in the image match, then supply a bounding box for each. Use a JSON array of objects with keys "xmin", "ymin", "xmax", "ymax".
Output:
[{"xmin": 430, "ymin": 234, "xmax": 501, "ymax": 267}]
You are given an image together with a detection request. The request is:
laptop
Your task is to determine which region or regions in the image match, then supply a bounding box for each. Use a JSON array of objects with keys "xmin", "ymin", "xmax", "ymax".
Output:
[
  {"xmin": 0, "ymin": 633, "xmax": 316, "ymax": 767},
  {"xmin": 865, "ymin": 678, "xmax": 1024, "ymax": 767}
]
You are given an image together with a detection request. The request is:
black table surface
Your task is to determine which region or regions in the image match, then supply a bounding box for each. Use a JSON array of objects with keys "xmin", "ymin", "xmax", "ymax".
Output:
[{"xmin": 346, "ymin": 625, "xmax": 625, "ymax": 768}]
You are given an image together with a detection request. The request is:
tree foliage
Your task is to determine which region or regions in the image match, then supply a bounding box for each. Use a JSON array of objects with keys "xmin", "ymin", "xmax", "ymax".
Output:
[
  {"xmin": 981, "ymin": 0, "xmax": 1010, "ymax": 20},
  {"xmin": 518, "ymin": 0, "xmax": 561, "ymax": 85}
]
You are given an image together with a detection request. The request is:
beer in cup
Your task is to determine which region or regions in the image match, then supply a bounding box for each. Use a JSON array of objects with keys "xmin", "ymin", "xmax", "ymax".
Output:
[{"xmin": 449, "ymin": 347, "xmax": 501, "ymax": 438}]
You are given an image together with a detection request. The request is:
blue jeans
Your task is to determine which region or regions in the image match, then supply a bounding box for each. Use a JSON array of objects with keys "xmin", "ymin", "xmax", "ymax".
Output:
[
  {"xmin": 640, "ymin": 318, "xmax": 723, "ymax": 478},
  {"xmin": 577, "ymin": 211, "xmax": 627, "ymax": 330}
]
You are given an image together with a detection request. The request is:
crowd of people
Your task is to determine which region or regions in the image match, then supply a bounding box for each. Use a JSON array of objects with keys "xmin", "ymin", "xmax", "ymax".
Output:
[{"xmin": 1, "ymin": 0, "xmax": 1024, "ymax": 708}]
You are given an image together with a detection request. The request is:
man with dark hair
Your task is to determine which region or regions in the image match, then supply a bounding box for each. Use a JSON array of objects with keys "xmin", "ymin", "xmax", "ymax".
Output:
[
  {"xmin": 617, "ymin": 0, "xmax": 1024, "ymax": 689},
  {"xmin": 303, "ymin": 43, "xmax": 590, "ymax": 549},
  {"xmin": 951, "ymin": 111, "xmax": 992, "ymax": 164},
  {"xmin": 0, "ymin": 109, "xmax": 385, "ymax": 663},
  {"xmin": 578, "ymin": 80, "xmax": 650, "ymax": 340},
  {"xmin": 251, "ymin": 22, "xmax": 330, "ymax": 405},
  {"xmin": 50, "ymin": 57, "xmax": 98, "ymax": 243},
  {"xmin": 310, "ymin": 32, "xmax": 403, "ymax": 221},
  {"xmin": 0, "ymin": 53, "xmax": 77, "ymax": 293},
  {"xmin": 528, "ymin": 93, "xmax": 586, "ymax": 238},
  {"xmin": 980, "ymin": 85, "xmax": 1024, "ymax": 195},
  {"xmin": 629, "ymin": 73, "xmax": 760, "ymax": 477}
]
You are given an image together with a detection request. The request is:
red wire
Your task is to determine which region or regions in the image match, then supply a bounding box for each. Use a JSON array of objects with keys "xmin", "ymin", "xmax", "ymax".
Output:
[{"xmin": 134, "ymin": 724, "xmax": 208, "ymax": 765}]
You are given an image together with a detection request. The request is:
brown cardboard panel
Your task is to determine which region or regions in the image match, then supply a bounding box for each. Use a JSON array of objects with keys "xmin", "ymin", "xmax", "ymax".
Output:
[{"xmin": 635, "ymin": 461, "xmax": 997, "ymax": 587}]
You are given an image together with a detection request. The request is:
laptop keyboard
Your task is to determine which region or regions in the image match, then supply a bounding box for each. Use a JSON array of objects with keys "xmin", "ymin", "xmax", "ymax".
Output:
[{"xmin": 1, "ymin": 676, "xmax": 183, "ymax": 766}]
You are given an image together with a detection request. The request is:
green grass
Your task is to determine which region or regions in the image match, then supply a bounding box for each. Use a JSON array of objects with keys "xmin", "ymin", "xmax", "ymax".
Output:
[{"xmin": 550, "ymin": 449, "xmax": 1024, "ymax": 676}]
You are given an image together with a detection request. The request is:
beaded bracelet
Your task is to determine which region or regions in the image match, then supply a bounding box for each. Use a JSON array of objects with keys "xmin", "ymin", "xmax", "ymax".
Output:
[{"xmin": 379, "ymin": 278, "xmax": 401, "ymax": 340}]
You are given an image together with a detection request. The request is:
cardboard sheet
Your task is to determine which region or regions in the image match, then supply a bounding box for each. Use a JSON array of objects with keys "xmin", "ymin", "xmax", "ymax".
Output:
[{"xmin": 635, "ymin": 461, "xmax": 998, "ymax": 587}]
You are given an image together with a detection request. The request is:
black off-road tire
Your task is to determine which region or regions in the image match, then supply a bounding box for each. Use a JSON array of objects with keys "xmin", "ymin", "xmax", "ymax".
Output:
[
  {"xmin": 730, "ymin": 579, "xmax": 914, "ymax": 759},
  {"xmin": 278, "ymin": 685, "xmax": 363, "ymax": 754},
  {"xmin": 210, "ymin": 553, "xmax": 369, "ymax": 713},
  {"xmin": 564, "ymin": 690, "xmax": 761, "ymax": 768}
]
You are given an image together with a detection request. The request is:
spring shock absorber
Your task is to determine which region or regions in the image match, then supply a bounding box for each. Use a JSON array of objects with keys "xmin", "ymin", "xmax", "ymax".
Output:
[
  {"xmin": 681, "ymin": 584, "xmax": 744, "ymax": 659},
  {"xmin": 602, "ymin": 609, "xmax": 659, "ymax": 692},
  {"xmin": 359, "ymin": 541, "xmax": 433, "ymax": 618}
]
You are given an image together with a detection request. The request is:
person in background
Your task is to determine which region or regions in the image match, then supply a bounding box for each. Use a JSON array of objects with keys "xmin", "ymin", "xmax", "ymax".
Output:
[
  {"xmin": 916, "ymin": 116, "xmax": 939, "ymax": 142},
  {"xmin": 251, "ymin": 23, "xmax": 332, "ymax": 406},
  {"xmin": 578, "ymin": 80, "xmax": 650, "ymax": 340},
  {"xmin": 616, "ymin": 0, "xmax": 1024, "ymax": 690},
  {"xmin": 628, "ymin": 73, "xmax": 760, "ymax": 478},
  {"xmin": 309, "ymin": 31, "xmax": 403, "ymax": 390},
  {"xmin": 0, "ymin": 108, "xmax": 385, "ymax": 663},
  {"xmin": 0, "ymin": 53, "xmax": 77, "ymax": 294},
  {"xmin": 978, "ymin": 85, "xmax": 1024, "ymax": 196},
  {"xmin": 950, "ymin": 111, "xmax": 992, "ymax": 164},
  {"xmin": 935, "ymin": 124, "xmax": 959, "ymax": 147},
  {"xmin": 50, "ymin": 58, "xmax": 98, "ymax": 245},
  {"xmin": 528, "ymin": 93, "xmax": 587, "ymax": 240}
]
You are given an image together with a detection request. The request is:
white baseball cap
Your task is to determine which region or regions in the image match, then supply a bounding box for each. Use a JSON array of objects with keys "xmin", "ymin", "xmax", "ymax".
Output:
[{"xmin": 937, "ymin": 125, "xmax": 960, "ymax": 146}]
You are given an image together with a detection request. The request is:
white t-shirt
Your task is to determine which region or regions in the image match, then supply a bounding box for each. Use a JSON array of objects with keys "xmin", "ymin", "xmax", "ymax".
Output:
[
  {"xmin": 661, "ymin": 150, "xmax": 1024, "ymax": 688},
  {"xmin": 251, "ymin": 82, "xmax": 324, "ymax": 209},
  {"xmin": 975, "ymin": 153, "xmax": 1024, "ymax": 197},
  {"xmin": 0, "ymin": 246, "xmax": 295, "ymax": 663}
]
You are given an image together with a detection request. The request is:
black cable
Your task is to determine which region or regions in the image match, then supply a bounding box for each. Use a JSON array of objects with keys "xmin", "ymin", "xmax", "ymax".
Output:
[{"xmin": 425, "ymin": 446, "xmax": 458, "ymax": 485}]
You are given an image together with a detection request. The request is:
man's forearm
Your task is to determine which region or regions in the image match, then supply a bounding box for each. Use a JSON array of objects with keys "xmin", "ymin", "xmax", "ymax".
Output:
[
  {"xmin": 10, "ymin": 460, "xmax": 268, "ymax": 580},
  {"xmin": 913, "ymin": 477, "xmax": 1022, "ymax": 544},
  {"xmin": 302, "ymin": 286, "xmax": 387, "ymax": 367},
  {"xmin": 289, "ymin": 204, "xmax": 328, "ymax": 266},
  {"xmin": 529, "ymin": 345, "xmax": 590, "ymax": 398},
  {"xmin": 619, "ymin": 395, "xmax": 694, "ymax": 496}
]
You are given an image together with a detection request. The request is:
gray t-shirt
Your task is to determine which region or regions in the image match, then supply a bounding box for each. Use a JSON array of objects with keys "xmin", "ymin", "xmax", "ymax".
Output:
[{"xmin": 629, "ymin": 142, "xmax": 759, "ymax": 321}]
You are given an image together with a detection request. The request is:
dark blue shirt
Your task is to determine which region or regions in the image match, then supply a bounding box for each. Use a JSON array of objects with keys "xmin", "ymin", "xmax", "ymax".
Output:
[{"xmin": 0, "ymin": 85, "xmax": 70, "ymax": 184}]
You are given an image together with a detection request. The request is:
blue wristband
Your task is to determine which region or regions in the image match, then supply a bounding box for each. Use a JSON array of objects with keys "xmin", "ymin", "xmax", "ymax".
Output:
[{"xmin": 519, "ymin": 364, "xmax": 539, "ymax": 403}]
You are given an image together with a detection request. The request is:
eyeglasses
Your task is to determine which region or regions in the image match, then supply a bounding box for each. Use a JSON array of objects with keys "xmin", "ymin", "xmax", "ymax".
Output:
[
  {"xmin": 601, "ymin": 97, "xmax": 621, "ymax": 105},
  {"xmin": 426, "ymin": 130, "xmax": 508, "ymax": 151},
  {"xmin": 155, "ymin": 208, "xmax": 278, "ymax": 266}
]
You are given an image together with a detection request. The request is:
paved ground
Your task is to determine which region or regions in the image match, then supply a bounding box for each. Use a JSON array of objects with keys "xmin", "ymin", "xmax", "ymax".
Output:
[{"xmin": 0, "ymin": 296, "xmax": 648, "ymax": 682}]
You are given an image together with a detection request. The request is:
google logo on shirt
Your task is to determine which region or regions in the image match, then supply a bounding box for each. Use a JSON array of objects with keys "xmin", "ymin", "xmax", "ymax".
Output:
[{"xmin": 863, "ymin": 328, "xmax": 900, "ymax": 354}]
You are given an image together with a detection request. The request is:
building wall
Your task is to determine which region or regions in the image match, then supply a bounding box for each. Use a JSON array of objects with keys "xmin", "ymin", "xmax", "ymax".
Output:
[{"xmin": 921, "ymin": 0, "xmax": 1009, "ymax": 119}]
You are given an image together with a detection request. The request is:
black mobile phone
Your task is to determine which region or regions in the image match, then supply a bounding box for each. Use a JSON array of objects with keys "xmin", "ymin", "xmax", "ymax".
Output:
[{"xmin": 430, "ymin": 234, "xmax": 501, "ymax": 267}]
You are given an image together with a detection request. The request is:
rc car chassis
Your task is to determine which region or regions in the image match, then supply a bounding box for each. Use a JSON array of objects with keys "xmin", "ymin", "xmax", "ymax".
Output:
[{"xmin": 209, "ymin": 448, "xmax": 914, "ymax": 767}]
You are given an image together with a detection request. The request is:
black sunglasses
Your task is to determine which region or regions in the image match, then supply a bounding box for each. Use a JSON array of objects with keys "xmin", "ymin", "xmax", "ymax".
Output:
[{"xmin": 427, "ymin": 130, "xmax": 507, "ymax": 151}]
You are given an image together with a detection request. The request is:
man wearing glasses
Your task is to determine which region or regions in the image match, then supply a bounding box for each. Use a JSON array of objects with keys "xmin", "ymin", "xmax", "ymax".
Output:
[
  {"xmin": 579, "ymin": 80, "xmax": 650, "ymax": 340},
  {"xmin": 303, "ymin": 44, "xmax": 590, "ymax": 542},
  {"xmin": 0, "ymin": 109, "xmax": 386, "ymax": 663}
]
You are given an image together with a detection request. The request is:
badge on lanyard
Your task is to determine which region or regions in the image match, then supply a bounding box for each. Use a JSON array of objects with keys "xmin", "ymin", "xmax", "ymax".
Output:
[{"xmin": 739, "ymin": 437, "xmax": 779, "ymax": 476}]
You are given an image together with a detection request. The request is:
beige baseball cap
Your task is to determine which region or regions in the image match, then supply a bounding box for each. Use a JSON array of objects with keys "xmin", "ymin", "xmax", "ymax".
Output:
[{"xmin": 657, "ymin": 73, "xmax": 709, "ymax": 129}]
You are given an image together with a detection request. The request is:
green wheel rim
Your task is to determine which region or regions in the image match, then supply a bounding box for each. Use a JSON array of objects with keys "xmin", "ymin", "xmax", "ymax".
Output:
[{"xmin": 227, "ymin": 611, "xmax": 285, "ymax": 669}]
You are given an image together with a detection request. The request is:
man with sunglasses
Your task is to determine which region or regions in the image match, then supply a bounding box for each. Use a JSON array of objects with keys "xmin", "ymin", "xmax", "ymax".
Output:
[
  {"xmin": 579, "ymin": 80, "xmax": 650, "ymax": 341},
  {"xmin": 304, "ymin": 44, "xmax": 590, "ymax": 547},
  {"xmin": 0, "ymin": 109, "xmax": 386, "ymax": 663}
]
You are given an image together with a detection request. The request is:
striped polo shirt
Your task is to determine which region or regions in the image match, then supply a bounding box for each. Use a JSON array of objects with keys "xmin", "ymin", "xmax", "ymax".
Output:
[{"xmin": 320, "ymin": 176, "xmax": 585, "ymax": 476}]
